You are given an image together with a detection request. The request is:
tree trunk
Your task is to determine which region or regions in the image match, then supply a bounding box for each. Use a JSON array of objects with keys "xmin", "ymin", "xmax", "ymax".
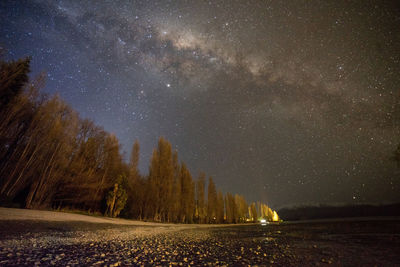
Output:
[
  {"xmin": 25, "ymin": 180, "xmax": 39, "ymax": 209},
  {"xmin": 108, "ymin": 183, "xmax": 118, "ymax": 217}
]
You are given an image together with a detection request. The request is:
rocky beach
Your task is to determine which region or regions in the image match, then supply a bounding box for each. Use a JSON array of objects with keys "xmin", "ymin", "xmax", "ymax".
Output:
[{"xmin": 0, "ymin": 208, "xmax": 399, "ymax": 266}]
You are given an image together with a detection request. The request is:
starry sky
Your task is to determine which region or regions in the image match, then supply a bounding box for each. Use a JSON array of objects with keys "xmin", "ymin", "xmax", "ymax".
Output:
[{"xmin": 1, "ymin": 0, "xmax": 399, "ymax": 208}]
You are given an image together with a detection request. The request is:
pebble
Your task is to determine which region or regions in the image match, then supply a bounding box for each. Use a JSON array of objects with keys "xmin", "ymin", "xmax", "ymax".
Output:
[{"xmin": 0, "ymin": 222, "xmax": 398, "ymax": 266}]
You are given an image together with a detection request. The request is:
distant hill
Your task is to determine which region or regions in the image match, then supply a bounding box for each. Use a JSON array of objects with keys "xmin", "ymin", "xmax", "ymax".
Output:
[{"xmin": 278, "ymin": 203, "xmax": 400, "ymax": 221}]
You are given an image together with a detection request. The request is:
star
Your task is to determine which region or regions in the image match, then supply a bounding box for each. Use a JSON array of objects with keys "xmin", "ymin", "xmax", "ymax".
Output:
[{"xmin": 0, "ymin": 0, "xmax": 398, "ymax": 208}]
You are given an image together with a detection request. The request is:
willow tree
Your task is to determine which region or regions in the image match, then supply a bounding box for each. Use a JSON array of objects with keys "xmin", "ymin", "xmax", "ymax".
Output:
[
  {"xmin": 105, "ymin": 175, "xmax": 128, "ymax": 218},
  {"xmin": 0, "ymin": 57, "xmax": 34, "ymax": 201},
  {"xmin": 86, "ymin": 132, "xmax": 123, "ymax": 212},
  {"xmin": 55, "ymin": 120, "xmax": 107, "ymax": 211},
  {"xmin": 24, "ymin": 96, "xmax": 79, "ymax": 209}
]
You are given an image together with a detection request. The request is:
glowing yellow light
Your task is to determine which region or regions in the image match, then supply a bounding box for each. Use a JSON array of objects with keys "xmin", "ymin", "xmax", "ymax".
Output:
[{"xmin": 272, "ymin": 211, "xmax": 279, "ymax": 222}]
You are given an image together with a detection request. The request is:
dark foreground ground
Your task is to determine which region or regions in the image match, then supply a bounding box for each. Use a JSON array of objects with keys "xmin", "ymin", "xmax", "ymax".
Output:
[{"xmin": 0, "ymin": 218, "xmax": 399, "ymax": 266}]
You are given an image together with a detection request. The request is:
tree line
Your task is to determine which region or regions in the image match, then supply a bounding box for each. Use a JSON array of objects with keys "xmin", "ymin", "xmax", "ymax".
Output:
[{"xmin": 0, "ymin": 56, "xmax": 279, "ymax": 223}]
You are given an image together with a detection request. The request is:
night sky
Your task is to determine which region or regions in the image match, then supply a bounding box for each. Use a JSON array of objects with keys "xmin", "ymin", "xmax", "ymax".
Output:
[{"xmin": 1, "ymin": 0, "xmax": 399, "ymax": 208}]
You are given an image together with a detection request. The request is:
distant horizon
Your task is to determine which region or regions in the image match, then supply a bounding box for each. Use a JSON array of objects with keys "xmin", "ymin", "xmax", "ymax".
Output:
[{"xmin": 277, "ymin": 201, "xmax": 400, "ymax": 210}]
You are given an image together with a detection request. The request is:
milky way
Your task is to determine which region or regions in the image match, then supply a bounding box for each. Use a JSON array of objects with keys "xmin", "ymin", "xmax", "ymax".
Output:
[{"xmin": 1, "ymin": 0, "xmax": 399, "ymax": 207}]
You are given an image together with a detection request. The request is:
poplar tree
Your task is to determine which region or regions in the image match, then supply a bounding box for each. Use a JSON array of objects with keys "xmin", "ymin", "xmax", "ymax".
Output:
[
  {"xmin": 207, "ymin": 177, "xmax": 217, "ymax": 223},
  {"xmin": 195, "ymin": 172, "xmax": 206, "ymax": 223},
  {"xmin": 225, "ymin": 192, "xmax": 237, "ymax": 223},
  {"xmin": 147, "ymin": 137, "xmax": 174, "ymax": 221},
  {"xmin": 126, "ymin": 140, "xmax": 143, "ymax": 219},
  {"xmin": 180, "ymin": 163, "xmax": 195, "ymax": 223},
  {"xmin": 249, "ymin": 202, "xmax": 258, "ymax": 222},
  {"xmin": 235, "ymin": 194, "xmax": 248, "ymax": 223},
  {"xmin": 216, "ymin": 191, "xmax": 225, "ymax": 223},
  {"xmin": 171, "ymin": 150, "xmax": 181, "ymax": 222}
]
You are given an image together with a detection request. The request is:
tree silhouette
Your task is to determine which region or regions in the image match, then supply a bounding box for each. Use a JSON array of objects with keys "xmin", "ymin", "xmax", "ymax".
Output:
[
  {"xmin": 0, "ymin": 57, "xmax": 30, "ymax": 108},
  {"xmin": 0, "ymin": 56, "xmax": 277, "ymax": 222}
]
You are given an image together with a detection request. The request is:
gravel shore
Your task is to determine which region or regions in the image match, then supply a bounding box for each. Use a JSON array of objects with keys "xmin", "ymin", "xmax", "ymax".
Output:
[{"xmin": 0, "ymin": 208, "xmax": 399, "ymax": 266}]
